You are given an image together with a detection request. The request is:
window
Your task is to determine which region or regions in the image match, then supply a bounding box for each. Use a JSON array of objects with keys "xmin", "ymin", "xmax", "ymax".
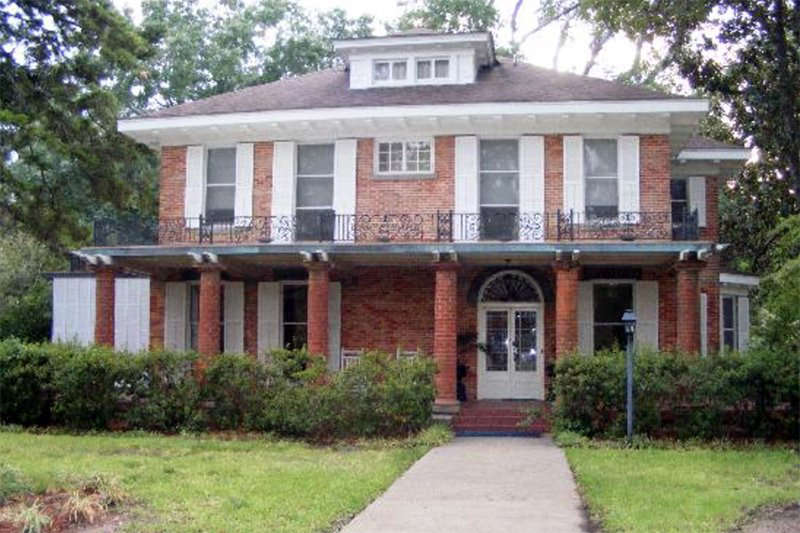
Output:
[
  {"xmin": 671, "ymin": 179, "xmax": 688, "ymax": 222},
  {"xmin": 584, "ymin": 139, "xmax": 618, "ymax": 220},
  {"xmin": 296, "ymin": 144, "xmax": 335, "ymax": 240},
  {"xmin": 416, "ymin": 58, "xmax": 449, "ymax": 80},
  {"xmin": 282, "ymin": 284, "xmax": 307, "ymax": 350},
  {"xmin": 187, "ymin": 284, "xmax": 225, "ymax": 352},
  {"xmin": 721, "ymin": 295, "xmax": 738, "ymax": 351},
  {"xmin": 479, "ymin": 139, "xmax": 519, "ymax": 240},
  {"xmin": 593, "ymin": 283, "xmax": 633, "ymax": 351},
  {"xmin": 206, "ymin": 147, "xmax": 236, "ymax": 221},
  {"xmin": 373, "ymin": 60, "xmax": 407, "ymax": 82},
  {"xmin": 376, "ymin": 140, "xmax": 432, "ymax": 174}
]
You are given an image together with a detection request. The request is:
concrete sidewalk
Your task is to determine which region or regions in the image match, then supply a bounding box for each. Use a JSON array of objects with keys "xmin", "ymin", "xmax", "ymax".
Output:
[{"xmin": 341, "ymin": 436, "xmax": 591, "ymax": 533}]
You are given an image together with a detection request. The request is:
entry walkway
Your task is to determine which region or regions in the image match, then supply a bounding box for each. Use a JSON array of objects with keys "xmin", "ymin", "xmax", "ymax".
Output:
[{"xmin": 341, "ymin": 436, "xmax": 591, "ymax": 533}]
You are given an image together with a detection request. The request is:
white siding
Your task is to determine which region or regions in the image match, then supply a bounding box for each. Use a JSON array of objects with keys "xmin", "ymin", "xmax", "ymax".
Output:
[
  {"xmin": 688, "ymin": 176, "xmax": 707, "ymax": 227},
  {"xmin": 165, "ymin": 282, "xmax": 188, "ymax": 350},
  {"xmin": 184, "ymin": 145, "xmax": 205, "ymax": 228},
  {"xmin": 257, "ymin": 282, "xmax": 281, "ymax": 360},
  {"xmin": 577, "ymin": 281, "xmax": 594, "ymax": 355},
  {"xmin": 333, "ymin": 139, "xmax": 357, "ymax": 241},
  {"xmin": 349, "ymin": 57, "xmax": 371, "ymax": 89},
  {"xmin": 563, "ymin": 136, "xmax": 584, "ymax": 214},
  {"xmin": 618, "ymin": 136, "xmax": 640, "ymax": 215},
  {"xmin": 519, "ymin": 135, "xmax": 545, "ymax": 242},
  {"xmin": 328, "ymin": 282, "xmax": 342, "ymax": 371},
  {"xmin": 634, "ymin": 280, "xmax": 659, "ymax": 349},
  {"xmin": 223, "ymin": 282, "xmax": 244, "ymax": 353},
  {"xmin": 114, "ymin": 278, "xmax": 150, "ymax": 352},
  {"xmin": 52, "ymin": 277, "xmax": 96, "ymax": 346},
  {"xmin": 234, "ymin": 143, "xmax": 254, "ymax": 222},
  {"xmin": 454, "ymin": 135, "xmax": 479, "ymax": 241},
  {"xmin": 271, "ymin": 141, "xmax": 296, "ymax": 243}
]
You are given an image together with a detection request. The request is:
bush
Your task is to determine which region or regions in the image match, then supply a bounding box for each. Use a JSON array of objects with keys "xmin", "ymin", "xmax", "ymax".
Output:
[
  {"xmin": 0, "ymin": 339, "xmax": 57, "ymax": 426},
  {"xmin": 553, "ymin": 348, "xmax": 799, "ymax": 440},
  {"xmin": 202, "ymin": 353, "xmax": 268, "ymax": 431}
]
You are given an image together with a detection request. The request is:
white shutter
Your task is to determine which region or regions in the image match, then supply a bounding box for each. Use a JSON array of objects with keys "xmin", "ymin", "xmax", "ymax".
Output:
[
  {"xmin": 223, "ymin": 282, "xmax": 244, "ymax": 353},
  {"xmin": 333, "ymin": 139, "xmax": 357, "ymax": 241},
  {"xmin": 52, "ymin": 277, "xmax": 95, "ymax": 346},
  {"xmin": 257, "ymin": 282, "xmax": 281, "ymax": 360},
  {"xmin": 737, "ymin": 296, "xmax": 750, "ymax": 351},
  {"xmin": 519, "ymin": 135, "xmax": 545, "ymax": 242},
  {"xmin": 271, "ymin": 141, "xmax": 296, "ymax": 243},
  {"xmin": 634, "ymin": 280, "xmax": 659, "ymax": 349},
  {"xmin": 328, "ymin": 282, "xmax": 342, "ymax": 371},
  {"xmin": 454, "ymin": 136, "xmax": 479, "ymax": 241},
  {"xmin": 115, "ymin": 278, "xmax": 150, "ymax": 353},
  {"xmin": 563, "ymin": 136, "xmax": 584, "ymax": 216},
  {"xmin": 165, "ymin": 282, "xmax": 188, "ymax": 350},
  {"xmin": 577, "ymin": 281, "xmax": 594, "ymax": 355},
  {"xmin": 700, "ymin": 292, "xmax": 708, "ymax": 357},
  {"xmin": 51, "ymin": 278, "xmax": 65, "ymax": 342},
  {"xmin": 688, "ymin": 176, "xmax": 707, "ymax": 228},
  {"xmin": 618, "ymin": 136, "xmax": 640, "ymax": 219},
  {"xmin": 184, "ymin": 145, "xmax": 205, "ymax": 228},
  {"xmin": 234, "ymin": 143, "xmax": 254, "ymax": 224}
]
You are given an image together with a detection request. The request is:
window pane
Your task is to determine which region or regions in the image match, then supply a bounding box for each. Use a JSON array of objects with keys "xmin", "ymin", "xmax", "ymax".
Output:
[
  {"xmin": 594, "ymin": 324, "xmax": 627, "ymax": 351},
  {"xmin": 207, "ymin": 148, "xmax": 236, "ymax": 185},
  {"xmin": 594, "ymin": 284, "xmax": 633, "ymax": 323},
  {"xmin": 392, "ymin": 61, "xmax": 407, "ymax": 80},
  {"xmin": 296, "ymin": 177, "xmax": 333, "ymax": 208},
  {"xmin": 205, "ymin": 186, "xmax": 235, "ymax": 220},
  {"xmin": 297, "ymin": 144, "xmax": 334, "ymax": 175},
  {"xmin": 295, "ymin": 209, "xmax": 335, "ymax": 241},
  {"xmin": 723, "ymin": 330, "xmax": 735, "ymax": 350},
  {"xmin": 378, "ymin": 151, "xmax": 389, "ymax": 172},
  {"xmin": 480, "ymin": 172, "xmax": 519, "ymax": 205},
  {"xmin": 374, "ymin": 62, "xmax": 389, "ymax": 80},
  {"xmin": 480, "ymin": 207, "xmax": 518, "ymax": 241},
  {"xmin": 514, "ymin": 310, "xmax": 537, "ymax": 371},
  {"xmin": 672, "ymin": 200, "xmax": 687, "ymax": 222},
  {"xmin": 586, "ymin": 179, "xmax": 617, "ymax": 206},
  {"xmin": 722, "ymin": 297, "xmax": 736, "ymax": 329},
  {"xmin": 480, "ymin": 140, "xmax": 519, "ymax": 171},
  {"xmin": 435, "ymin": 59, "xmax": 449, "ymax": 78},
  {"xmin": 417, "ymin": 60, "xmax": 431, "ymax": 79},
  {"xmin": 283, "ymin": 324, "xmax": 308, "ymax": 350},
  {"xmin": 418, "ymin": 149, "xmax": 431, "ymax": 171},
  {"xmin": 390, "ymin": 143, "xmax": 403, "ymax": 171},
  {"xmin": 485, "ymin": 311, "xmax": 508, "ymax": 371},
  {"xmin": 671, "ymin": 179, "xmax": 688, "ymax": 201},
  {"xmin": 283, "ymin": 285, "xmax": 307, "ymax": 323},
  {"xmin": 584, "ymin": 139, "xmax": 617, "ymax": 176}
]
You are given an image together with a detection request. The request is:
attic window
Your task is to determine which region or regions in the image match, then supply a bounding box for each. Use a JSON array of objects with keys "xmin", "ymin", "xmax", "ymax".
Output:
[
  {"xmin": 416, "ymin": 58, "xmax": 449, "ymax": 80},
  {"xmin": 374, "ymin": 60, "xmax": 407, "ymax": 82}
]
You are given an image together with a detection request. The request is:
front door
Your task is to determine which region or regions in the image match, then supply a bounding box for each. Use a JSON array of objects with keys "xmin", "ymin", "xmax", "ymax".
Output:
[{"xmin": 477, "ymin": 304, "xmax": 543, "ymax": 399}]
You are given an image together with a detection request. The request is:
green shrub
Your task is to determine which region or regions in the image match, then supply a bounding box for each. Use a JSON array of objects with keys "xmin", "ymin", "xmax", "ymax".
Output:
[
  {"xmin": 0, "ymin": 464, "xmax": 32, "ymax": 504},
  {"xmin": 0, "ymin": 339, "xmax": 57, "ymax": 426},
  {"xmin": 202, "ymin": 353, "xmax": 269, "ymax": 430}
]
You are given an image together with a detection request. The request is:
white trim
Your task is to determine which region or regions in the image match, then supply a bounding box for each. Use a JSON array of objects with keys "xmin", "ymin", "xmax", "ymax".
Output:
[
  {"xmin": 119, "ymin": 100, "xmax": 709, "ymax": 134},
  {"xmin": 676, "ymin": 148, "xmax": 751, "ymax": 161},
  {"xmin": 720, "ymin": 273, "xmax": 759, "ymax": 287},
  {"xmin": 334, "ymin": 33, "xmax": 491, "ymax": 51},
  {"xmin": 372, "ymin": 58, "xmax": 409, "ymax": 85},
  {"xmin": 374, "ymin": 137, "xmax": 435, "ymax": 176},
  {"xmin": 477, "ymin": 269, "xmax": 545, "ymax": 303}
]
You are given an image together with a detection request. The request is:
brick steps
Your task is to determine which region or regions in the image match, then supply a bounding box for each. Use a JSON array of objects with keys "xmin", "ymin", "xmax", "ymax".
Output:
[{"xmin": 451, "ymin": 401, "xmax": 550, "ymax": 436}]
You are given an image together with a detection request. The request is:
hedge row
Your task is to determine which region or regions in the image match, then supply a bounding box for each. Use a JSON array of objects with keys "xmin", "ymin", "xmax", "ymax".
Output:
[
  {"xmin": 553, "ymin": 347, "xmax": 799, "ymax": 440},
  {"xmin": 0, "ymin": 339, "xmax": 436, "ymax": 439}
]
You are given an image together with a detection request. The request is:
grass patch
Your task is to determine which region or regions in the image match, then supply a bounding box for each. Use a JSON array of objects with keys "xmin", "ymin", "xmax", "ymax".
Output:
[
  {"xmin": 563, "ymin": 438, "xmax": 800, "ymax": 532},
  {"xmin": 0, "ymin": 425, "xmax": 452, "ymax": 532}
]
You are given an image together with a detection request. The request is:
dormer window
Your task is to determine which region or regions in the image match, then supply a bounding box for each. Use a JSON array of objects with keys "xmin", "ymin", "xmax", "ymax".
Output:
[
  {"xmin": 416, "ymin": 58, "xmax": 449, "ymax": 80},
  {"xmin": 374, "ymin": 59, "xmax": 407, "ymax": 82}
]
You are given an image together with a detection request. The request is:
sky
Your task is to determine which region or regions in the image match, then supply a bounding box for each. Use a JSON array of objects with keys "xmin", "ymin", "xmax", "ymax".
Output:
[{"xmin": 112, "ymin": 0, "xmax": 643, "ymax": 80}]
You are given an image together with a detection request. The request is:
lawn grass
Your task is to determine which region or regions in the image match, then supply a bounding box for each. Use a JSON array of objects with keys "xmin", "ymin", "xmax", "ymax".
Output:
[
  {"xmin": 0, "ymin": 426, "xmax": 449, "ymax": 532},
  {"xmin": 564, "ymin": 442, "xmax": 800, "ymax": 532}
]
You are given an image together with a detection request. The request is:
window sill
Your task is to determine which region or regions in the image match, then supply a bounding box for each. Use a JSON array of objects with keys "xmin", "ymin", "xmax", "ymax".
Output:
[{"xmin": 372, "ymin": 172, "xmax": 436, "ymax": 181}]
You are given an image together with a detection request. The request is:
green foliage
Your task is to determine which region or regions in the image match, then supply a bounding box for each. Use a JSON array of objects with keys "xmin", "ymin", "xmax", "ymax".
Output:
[
  {"xmin": 0, "ymin": 339, "xmax": 58, "ymax": 426},
  {"xmin": 15, "ymin": 500, "xmax": 52, "ymax": 533},
  {"xmin": 393, "ymin": 0, "xmax": 499, "ymax": 33},
  {"xmin": 202, "ymin": 353, "xmax": 268, "ymax": 430},
  {"xmin": 553, "ymin": 348, "xmax": 799, "ymax": 440},
  {"xmin": 0, "ymin": 464, "xmax": 32, "ymax": 505}
]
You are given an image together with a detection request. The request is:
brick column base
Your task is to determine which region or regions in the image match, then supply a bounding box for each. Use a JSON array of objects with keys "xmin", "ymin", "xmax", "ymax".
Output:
[
  {"xmin": 94, "ymin": 267, "xmax": 115, "ymax": 347},
  {"xmin": 197, "ymin": 267, "xmax": 222, "ymax": 372},
  {"xmin": 554, "ymin": 261, "xmax": 580, "ymax": 357},
  {"xmin": 149, "ymin": 278, "xmax": 165, "ymax": 351},
  {"xmin": 676, "ymin": 261, "xmax": 702, "ymax": 354},
  {"xmin": 307, "ymin": 263, "xmax": 330, "ymax": 357},
  {"xmin": 434, "ymin": 264, "xmax": 459, "ymax": 411}
]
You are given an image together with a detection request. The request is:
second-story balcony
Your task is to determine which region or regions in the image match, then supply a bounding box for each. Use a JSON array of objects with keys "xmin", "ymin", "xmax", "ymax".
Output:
[{"xmin": 92, "ymin": 210, "xmax": 699, "ymax": 247}]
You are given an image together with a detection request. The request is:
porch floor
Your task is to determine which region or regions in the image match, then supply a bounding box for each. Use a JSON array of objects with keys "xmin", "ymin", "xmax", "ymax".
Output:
[{"xmin": 452, "ymin": 400, "xmax": 550, "ymax": 437}]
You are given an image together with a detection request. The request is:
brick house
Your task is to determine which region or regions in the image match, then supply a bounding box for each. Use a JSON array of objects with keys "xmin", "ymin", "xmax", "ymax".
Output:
[{"xmin": 55, "ymin": 31, "xmax": 755, "ymax": 417}]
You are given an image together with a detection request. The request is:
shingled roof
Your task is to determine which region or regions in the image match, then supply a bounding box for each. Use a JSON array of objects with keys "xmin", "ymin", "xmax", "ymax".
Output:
[
  {"xmin": 142, "ymin": 58, "xmax": 685, "ymax": 120},
  {"xmin": 682, "ymin": 135, "xmax": 745, "ymax": 150}
]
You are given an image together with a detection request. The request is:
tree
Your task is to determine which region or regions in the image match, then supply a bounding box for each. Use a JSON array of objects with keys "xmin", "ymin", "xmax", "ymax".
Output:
[{"xmin": 392, "ymin": 0, "xmax": 499, "ymax": 33}]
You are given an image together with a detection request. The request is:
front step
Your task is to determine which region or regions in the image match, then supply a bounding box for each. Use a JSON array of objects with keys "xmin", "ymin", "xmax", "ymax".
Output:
[{"xmin": 451, "ymin": 400, "xmax": 550, "ymax": 437}]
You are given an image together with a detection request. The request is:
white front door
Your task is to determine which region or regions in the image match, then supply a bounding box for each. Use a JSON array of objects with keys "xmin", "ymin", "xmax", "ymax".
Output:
[{"xmin": 477, "ymin": 304, "xmax": 544, "ymax": 399}]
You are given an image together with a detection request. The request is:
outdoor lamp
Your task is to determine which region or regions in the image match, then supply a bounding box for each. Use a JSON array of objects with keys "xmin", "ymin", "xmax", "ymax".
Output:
[
  {"xmin": 621, "ymin": 309, "xmax": 637, "ymax": 442},
  {"xmin": 622, "ymin": 309, "xmax": 637, "ymax": 336}
]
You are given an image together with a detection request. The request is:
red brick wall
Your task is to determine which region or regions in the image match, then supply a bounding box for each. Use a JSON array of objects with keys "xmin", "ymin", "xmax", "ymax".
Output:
[
  {"xmin": 699, "ymin": 255, "xmax": 721, "ymax": 353},
  {"xmin": 253, "ymin": 142, "xmax": 273, "ymax": 218},
  {"xmin": 676, "ymin": 262, "xmax": 702, "ymax": 353},
  {"xmin": 640, "ymin": 135, "xmax": 671, "ymax": 214},
  {"xmin": 197, "ymin": 268, "xmax": 221, "ymax": 364},
  {"xmin": 307, "ymin": 265, "xmax": 330, "ymax": 357},
  {"xmin": 94, "ymin": 267, "xmax": 115, "ymax": 347},
  {"xmin": 159, "ymin": 146, "xmax": 187, "ymax": 221},
  {"xmin": 149, "ymin": 279, "xmax": 165, "ymax": 351},
  {"xmin": 244, "ymin": 281, "xmax": 258, "ymax": 357},
  {"xmin": 554, "ymin": 263, "xmax": 579, "ymax": 357},
  {"xmin": 544, "ymin": 135, "xmax": 564, "ymax": 239},
  {"xmin": 658, "ymin": 270, "xmax": 678, "ymax": 351},
  {"xmin": 433, "ymin": 265, "xmax": 458, "ymax": 403},
  {"xmin": 699, "ymin": 175, "xmax": 719, "ymax": 241}
]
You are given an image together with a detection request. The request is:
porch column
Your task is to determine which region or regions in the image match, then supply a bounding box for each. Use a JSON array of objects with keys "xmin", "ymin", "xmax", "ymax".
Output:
[
  {"xmin": 94, "ymin": 266, "xmax": 115, "ymax": 347},
  {"xmin": 198, "ymin": 266, "xmax": 222, "ymax": 366},
  {"xmin": 554, "ymin": 261, "xmax": 580, "ymax": 357},
  {"xmin": 433, "ymin": 263, "xmax": 459, "ymax": 410},
  {"xmin": 149, "ymin": 277, "xmax": 165, "ymax": 351},
  {"xmin": 307, "ymin": 262, "xmax": 330, "ymax": 357},
  {"xmin": 676, "ymin": 260, "xmax": 702, "ymax": 354}
]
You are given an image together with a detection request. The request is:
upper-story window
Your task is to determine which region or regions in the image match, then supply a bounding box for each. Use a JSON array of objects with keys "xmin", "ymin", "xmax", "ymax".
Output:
[
  {"xmin": 296, "ymin": 144, "xmax": 335, "ymax": 241},
  {"xmin": 373, "ymin": 59, "xmax": 407, "ymax": 82},
  {"xmin": 480, "ymin": 139, "xmax": 519, "ymax": 240},
  {"xmin": 416, "ymin": 58, "xmax": 449, "ymax": 80},
  {"xmin": 584, "ymin": 139, "xmax": 618, "ymax": 220},
  {"xmin": 206, "ymin": 147, "xmax": 236, "ymax": 221},
  {"xmin": 376, "ymin": 139, "xmax": 432, "ymax": 174}
]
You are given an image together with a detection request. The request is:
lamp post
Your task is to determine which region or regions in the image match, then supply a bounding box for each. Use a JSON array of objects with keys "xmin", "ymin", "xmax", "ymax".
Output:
[{"xmin": 621, "ymin": 309, "xmax": 637, "ymax": 442}]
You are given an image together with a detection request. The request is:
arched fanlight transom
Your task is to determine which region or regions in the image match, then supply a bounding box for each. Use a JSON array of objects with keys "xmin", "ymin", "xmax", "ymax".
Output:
[{"xmin": 479, "ymin": 270, "xmax": 542, "ymax": 303}]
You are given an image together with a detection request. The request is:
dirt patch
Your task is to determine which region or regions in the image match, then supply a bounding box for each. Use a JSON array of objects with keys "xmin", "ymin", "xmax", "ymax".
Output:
[
  {"xmin": 732, "ymin": 503, "xmax": 800, "ymax": 533},
  {"xmin": 0, "ymin": 487, "xmax": 125, "ymax": 533}
]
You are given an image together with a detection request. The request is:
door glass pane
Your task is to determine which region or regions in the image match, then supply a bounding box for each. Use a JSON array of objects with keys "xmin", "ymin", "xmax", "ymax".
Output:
[
  {"xmin": 584, "ymin": 139, "xmax": 617, "ymax": 176},
  {"xmin": 485, "ymin": 311, "xmax": 508, "ymax": 371},
  {"xmin": 671, "ymin": 179, "xmax": 688, "ymax": 201},
  {"xmin": 480, "ymin": 173, "xmax": 519, "ymax": 205},
  {"xmin": 283, "ymin": 324, "xmax": 308, "ymax": 350},
  {"xmin": 594, "ymin": 324, "xmax": 627, "ymax": 351},
  {"xmin": 480, "ymin": 140, "xmax": 519, "ymax": 171},
  {"xmin": 205, "ymin": 186, "xmax": 235, "ymax": 220},
  {"xmin": 282, "ymin": 285, "xmax": 307, "ymax": 323},
  {"xmin": 594, "ymin": 284, "xmax": 633, "ymax": 323},
  {"xmin": 514, "ymin": 310, "xmax": 537, "ymax": 372},
  {"xmin": 296, "ymin": 178, "xmax": 333, "ymax": 208},
  {"xmin": 297, "ymin": 144, "xmax": 334, "ymax": 175}
]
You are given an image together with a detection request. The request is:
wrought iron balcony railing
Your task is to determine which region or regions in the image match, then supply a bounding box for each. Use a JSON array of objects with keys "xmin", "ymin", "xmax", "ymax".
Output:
[{"xmin": 92, "ymin": 210, "xmax": 700, "ymax": 247}]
